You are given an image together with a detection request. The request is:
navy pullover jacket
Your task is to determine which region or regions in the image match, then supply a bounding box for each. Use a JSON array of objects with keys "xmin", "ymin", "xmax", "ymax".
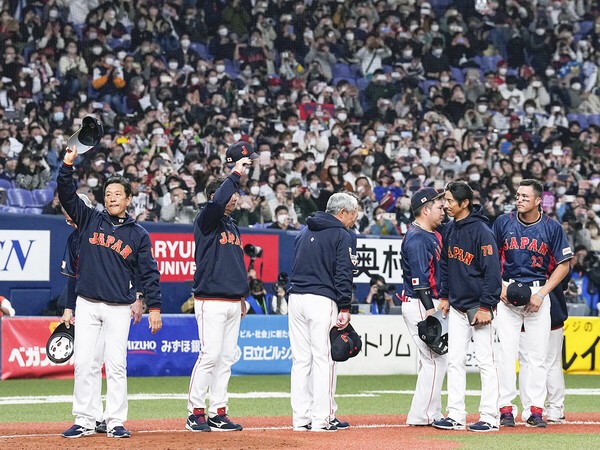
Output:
[
  {"xmin": 440, "ymin": 206, "xmax": 501, "ymax": 311},
  {"xmin": 289, "ymin": 211, "xmax": 357, "ymax": 310},
  {"xmin": 192, "ymin": 172, "xmax": 249, "ymax": 300},
  {"xmin": 57, "ymin": 164, "xmax": 161, "ymax": 309}
]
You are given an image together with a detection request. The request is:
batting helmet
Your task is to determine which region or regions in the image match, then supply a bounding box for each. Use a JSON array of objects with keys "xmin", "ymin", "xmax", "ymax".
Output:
[
  {"xmin": 330, "ymin": 323, "xmax": 362, "ymax": 362},
  {"xmin": 506, "ymin": 282, "xmax": 531, "ymax": 307},
  {"xmin": 67, "ymin": 115, "xmax": 103, "ymax": 154},
  {"xmin": 417, "ymin": 310, "xmax": 449, "ymax": 355},
  {"xmin": 46, "ymin": 323, "xmax": 75, "ymax": 364}
]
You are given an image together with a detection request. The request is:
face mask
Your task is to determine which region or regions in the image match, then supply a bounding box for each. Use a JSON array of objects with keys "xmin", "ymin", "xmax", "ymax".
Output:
[
  {"xmin": 513, "ymin": 156, "xmax": 523, "ymax": 164},
  {"xmin": 345, "ymin": 33, "xmax": 354, "ymax": 41},
  {"xmin": 216, "ymin": 64, "xmax": 225, "ymax": 73},
  {"xmin": 403, "ymin": 50, "xmax": 413, "ymax": 58},
  {"xmin": 477, "ymin": 104, "xmax": 488, "ymax": 113},
  {"xmin": 106, "ymin": 11, "xmax": 116, "ymax": 20},
  {"xmin": 330, "ymin": 167, "xmax": 339, "ymax": 176},
  {"xmin": 377, "ymin": 130, "xmax": 385, "ymax": 138},
  {"xmin": 250, "ymin": 186, "xmax": 260, "ymax": 195},
  {"xmin": 535, "ymin": 28, "xmax": 545, "ymax": 36},
  {"xmin": 409, "ymin": 23, "xmax": 419, "ymax": 32},
  {"xmin": 557, "ymin": 186, "xmax": 567, "ymax": 196},
  {"xmin": 359, "ymin": 22, "xmax": 368, "ymax": 30},
  {"xmin": 468, "ymin": 173, "xmax": 480, "ymax": 182},
  {"xmin": 257, "ymin": 96, "xmax": 266, "ymax": 105},
  {"xmin": 233, "ymin": 133, "xmax": 242, "ymax": 141},
  {"xmin": 168, "ymin": 62, "xmax": 178, "ymax": 70},
  {"xmin": 592, "ymin": 178, "xmax": 600, "ymax": 188},
  {"xmin": 105, "ymin": 57, "xmax": 115, "ymax": 66},
  {"xmin": 431, "ymin": 24, "xmax": 439, "ymax": 32},
  {"xmin": 593, "ymin": 205, "xmax": 600, "ymax": 213},
  {"xmin": 520, "ymin": 147, "xmax": 529, "ymax": 155},
  {"xmin": 88, "ymin": 178, "xmax": 99, "ymax": 188},
  {"xmin": 526, "ymin": 106, "xmax": 535, "ymax": 115},
  {"xmin": 571, "ymin": 83, "xmax": 581, "ymax": 91},
  {"xmin": 137, "ymin": 20, "xmax": 146, "ymax": 30},
  {"xmin": 430, "ymin": 155, "xmax": 440, "ymax": 165},
  {"xmin": 208, "ymin": 76, "xmax": 218, "ymax": 85},
  {"xmin": 288, "ymin": 125, "xmax": 299, "ymax": 132},
  {"xmin": 552, "ymin": 146, "xmax": 563, "ymax": 156},
  {"xmin": 181, "ymin": 39, "xmax": 190, "ymax": 49},
  {"xmin": 532, "ymin": 80, "xmax": 542, "ymax": 88},
  {"xmin": 53, "ymin": 111, "xmax": 64, "ymax": 122},
  {"xmin": 33, "ymin": 135, "xmax": 43, "ymax": 144},
  {"xmin": 92, "ymin": 46, "xmax": 102, "ymax": 55},
  {"xmin": 19, "ymin": 81, "xmax": 26, "ymax": 87},
  {"xmin": 432, "ymin": 48, "xmax": 443, "ymax": 57},
  {"xmin": 545, "ymin": 68, "xmax": 555, "ymax": 77},
  {"xmin": 277, "ymin": 214, "xmax": 289, "ymax": 224},
  {"xmin": 368, "ymin": 135, "xmax": 377, "ymax": 144},
  {"xmin": 49, "ymin": 10, "xmax": 59, "ymax": 19},
  {"xmin": 337, "ymin": 113, "xmax": 347, "ymax": 122},
  {"xmin": 309, "ymin": 181, "xmax": 318, "ymax": 191},
  {"xmin": 191, "ymin": 77, "xmax": 199, "ymax": 84},
  {"xmin": 440, "ymin": 75, "xmax": 449, "ymax": 82},
  {"xmin": 243, "ymin": 69, "xmax": 252, "ymax": 77},
  {"xmin": 219, "ymin": 28, "xmax": 228, "ymax": 37},
  {"xmin": 498, "ymin": 68, "xmax": 507, "ymax": 76}
]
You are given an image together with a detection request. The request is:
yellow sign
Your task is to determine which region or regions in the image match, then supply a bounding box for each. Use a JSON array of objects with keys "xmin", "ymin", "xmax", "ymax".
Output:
[{"xmin": 563, "ymin": 317, "xmax": 600, "ymax": 374}]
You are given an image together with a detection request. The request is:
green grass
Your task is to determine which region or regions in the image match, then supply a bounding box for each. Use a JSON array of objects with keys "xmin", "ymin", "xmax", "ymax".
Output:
[
  {"xmin": 0, "ymin": 374, "xmax": 598, "ymax": 423},
  {"xmin": 429, "ymin": 433, "xmax": 600, "ymax": 449}
]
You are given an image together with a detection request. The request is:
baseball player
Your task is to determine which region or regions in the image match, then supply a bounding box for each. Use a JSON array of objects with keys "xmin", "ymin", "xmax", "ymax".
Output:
[
  {"xmin": 59, "ymin": 194, "xmax": 144, "ymax": 434},
  {"xmin": 492, "ymin": 179, "xmax": 572, "ymax": 428},
  {"xmin": 400, "ymin": 187, "xmax": 447, "ymax": 426},
  {"xmin": 434, "ymin": 181, "xmax": 501, "ymax": 433},
  {"xmin": 288, "ymin": 192, "xmax": 358, "ymax": 432},
  {"xmin": 186, "ymin": 142, "xmax": 257, "ymax": 432},
  {"xmin": 519, "ymin": 271, "xmax": 570, "ymax": 424},
  {"xmin": 58, "ymin": 147, "xmax": 162, "ymax": 439}
]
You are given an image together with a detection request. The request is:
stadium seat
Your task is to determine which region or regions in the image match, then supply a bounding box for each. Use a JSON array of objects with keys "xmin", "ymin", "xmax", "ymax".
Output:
[
  {"xmin": 567, "ymin": 113, "xmax": 589, "ymax": 129},
  {"xmin": 333, "ymin": 63, "xmax": 353, "ymax": 79},
  {"xmin": 7, "ymin": 189, "xmax": 35, "ymax": 208},
  {"xmin": 0, "ymin": 179, "xmax": 12, "ymax": 190},
  {"xmin": 356, "ymin": 77, "xmax": 370, "ymax": 91},
  {"xmin": 419, "ymin": 79, "xmax": 439, "ymax": 95},
  {"xmin": 47, "ymin": 180, "xmax": 58, "ymax": 191},
  {"xmin": 480, "ymin": 55, "xmax": 502, "ymax": 73},
  {"xmin": 578, "ymin": 21, "xmax": 593, "ymax": 36},
  {"xmin": 333, "ymin": 77, "xmax": 357, "ymax": 87},
  {"xmin": 32, "ymin": 188, "xmax": 54, "ymax": 207},
  {"xmin": 189, "ymin": 42, "xmax": 212, "ymax": 61},
  {"xmin": 450, "ymin": 66, "xmax": 464, "ymax": 83},
  {"xmin": 0, "ymin": 205, "xmax": 25, "ymax": 214},
  {"xmin": 24, "ymin": 207, "xmax": 43, "ymax": 215},
  {"xmin": 588, "ymin": 115, "xmax": 600, "ymax": 127}
]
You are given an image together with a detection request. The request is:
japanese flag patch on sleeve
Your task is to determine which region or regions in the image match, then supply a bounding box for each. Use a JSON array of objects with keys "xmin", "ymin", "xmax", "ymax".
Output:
[{"xmin": 412, "ymin": 277, "xmax": 420, "ymax": 286}]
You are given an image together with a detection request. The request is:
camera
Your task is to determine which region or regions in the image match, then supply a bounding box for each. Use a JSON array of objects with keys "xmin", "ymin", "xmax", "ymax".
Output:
[
  {"xmin": 243, "ymin": 243, "xmax": 263, "ymax": 259},
  {"xmin": 273, "ymin": 271, "xmax": 289, "ymax": 294}
]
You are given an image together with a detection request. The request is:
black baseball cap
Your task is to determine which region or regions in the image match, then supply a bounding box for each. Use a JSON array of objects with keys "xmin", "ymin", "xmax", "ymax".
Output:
[
  {"xmin": 67, "ymin": 116, "xmax": 103, "ymax": 155},
  {"xmin": 506, "ymin": 282, "xmax": 532, "ymax": 307},
  {"xmin": 411, "ymin": 187, "xmax": 444, "ymax": 212},
  {"xmin": 330, "ymin": 323, "xmax": 362, "ymax": 362},
  {"xmin": 225, "ymin": 140, "xmax": 258, "ymax": 163}
]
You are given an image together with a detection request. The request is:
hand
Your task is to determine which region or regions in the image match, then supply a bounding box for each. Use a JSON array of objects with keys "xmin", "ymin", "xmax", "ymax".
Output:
[
  {"xmin": 500, "ymin": 284, "xmax": 509, "ymax": 305},
  {"xmin": 241, "ymin": 299, "xmax": 247, "ymax": 318},
  {"xmin": 336, "ymin": 310, "xmax": 350, "ymax": 330},
  {"xmin": 438, "ymin": 299, "xmax": 449, "ymax": 318},
  {"xmin": 131, "ymin": 299, "xmax": 143, "ymax": 324},
  {"xmin": 233, "ymin": 156, "xmax": 252, "ymax": 176},
  {"xmin": 60, "ymin": 308, "xmax": 74, "ymax": 328},
  {"xmin": 524, "ymin": 291, "xmax": 544, "ymax": 313},
  {"xmin": 425, "ymin": 308, "xmax": 436, "ymax": 317},
  {"xmin": 148, "ymin": 310, "xmax": 162, "ymax": 334},
  {"xmin": 64, "ymin": 146, "xmax": 78, "ymax": 165},
  {"xmin": 472, "ymin": 309, "xmax": 492, "ymax": 326}
]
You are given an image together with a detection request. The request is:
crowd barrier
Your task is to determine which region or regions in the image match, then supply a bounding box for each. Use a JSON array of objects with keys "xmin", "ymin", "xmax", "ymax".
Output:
[{"xmin": 1, "ymin": 315, "xmax": 598, "ymax": 380}]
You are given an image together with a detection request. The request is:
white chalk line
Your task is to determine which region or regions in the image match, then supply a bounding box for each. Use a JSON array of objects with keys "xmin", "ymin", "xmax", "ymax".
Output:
[{"xmin": 2, "ymin": 421, "xmax": 600, "ymax": 439}]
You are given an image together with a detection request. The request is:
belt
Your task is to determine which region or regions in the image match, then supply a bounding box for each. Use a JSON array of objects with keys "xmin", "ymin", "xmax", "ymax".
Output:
[{"xmin": 504, "ymin": 279, "xmax": 546, "ymax": 288}]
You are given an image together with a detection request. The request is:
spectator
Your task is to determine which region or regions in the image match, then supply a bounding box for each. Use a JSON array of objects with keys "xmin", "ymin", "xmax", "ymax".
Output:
[
  {"xmin": 268, "ymin": 205, "xmax": 297, "ymax": 230},
  {"xmin": 160, "ymin": 187, "xmax": 196, "ymax": 224},
  {"xmin": 355, "ymin": 36, "xmax": 392, "ymax": 77},
  {"xmin": 364, "ymin": 275, "xmax": 394, "ymax": 314}
]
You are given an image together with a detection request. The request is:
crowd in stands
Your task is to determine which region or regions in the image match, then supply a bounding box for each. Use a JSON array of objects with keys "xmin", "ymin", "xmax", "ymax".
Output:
[{"xmin": 1, "ymin": 1, "xmax": 600, "ymax": 314}]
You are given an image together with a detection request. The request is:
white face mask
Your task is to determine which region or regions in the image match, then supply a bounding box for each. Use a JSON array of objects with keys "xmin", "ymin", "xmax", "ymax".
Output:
[
  {"xmin": 552, "ymin": 146, "xmax": 563, "ymax": 156},
  {"xmin": 257, "ymin": 96, "xmax": 266, "ymax": 105},
  {"xmin": 330, "ymin": 167, "xmax": 339, "ymax": 176},
  {"xmin": 33, "ymin": 135, "xmax": 43, "ymax": 144},
  {"xmin": 526, "ymin": 106, "xmax": 535, "ymax": 115},
  {"xmin": 477, "ymin": 104, "xmax": 488, "ymax": 113},
  {"xmin": 392, "ymin": 171, "xmax": 403, "ymax": 182},
  {"xmin": 277, "ymin": 214, "xmax": 289, "ymax": 224},
  {"xmin": 536, "ymin": 28, "xmax": 546, "ymax": 36},
  {"xmin": 168, "ymin": 62, "xmax": 178, "ymax": 70},
  {"xmin": 345, "ymin": 33, "xmax": 354, "ymax": 41},
  {"xmin": 430, "ymin": 155, "xmax": 440, "ymax": 165},
  {"xmin": 545, "ymin": 69, "xmax": 555, "ymax": 77},
  {"xmin": 216, "ymin": 64, "xmax": 225, "ymax": 73},
  {"xmin": 376, "ymin": 213, "xmax": 384, "ymax": 222},
  {"xmin": 592, "ymin": 178, "xmax": 600, "ymax": 188},
  {"xmin": 431, "ymin": 24, "xmax": 439, "ymax": 32},
  {"xmin": 593, "ymin": 204, "xmax": 600, "ymax": 212},
  {"xmin": 53, "ymin": 111, "xmax": 64, "ymax": 122},
  {"xmin": 368, "ymin": 135, "xmax": 377, "ymax": 144},
  {"xmin": 556, "ymin": 186, "xmax": 567, "ymax": 196},
  {"xmin": 92, "ymin": 46, "xmax": 102, "ymax": 55},
  {"xmin": 532, "ymin": 80, "xmax": 542, "ymax": 88},
  {"xmin": 181, "ymin": 39, "xmax": 190, "ymax": 49},
  {"xmin": 191, "ymin": 77, "xmax": 199, "ymax": 84},
  {"xmin": 233, "ymin": 133, "xmax": 242, "ymax": 141},
  {"xmin": 571, "ymin": 83, "xmax": 581, "ymax": 91},
  {"xmin": 219, "ymin": 28, "xmax": 228, "ymax": 37},
  {"xmin": 337, "ymin": 113, "xmax": 347, "ymax": 122},
  {"xmin": 208, "ymin": 76, "xmax": 218, "ymax": 85},
  {"xmin": 88, "ymin": 178, "xmax": 99, "ymax": 188},
  {"xmin": 288, "ymin": 125, "xmax": 299, "ymax": 132},
  {"xmin": 250, "ymin": 186, "xmax": 260, "ymax": 195},
  {"xmin": 432, "ymin": 48, "xmax": 443, "ymax": 57},
  {"xmin": 468, "ymin": 173, "xmax": 481, "ymax": 182},
  {"xmin": 498, "ymin": 67, "xmax": 507, "ymax": 76},
  {"xmin": 357, "ymin": 211, "xmax": 364, "ymax": 220},
  {"xmin": 440, "ymin": 75, "xmax": 450, "ymax": 82}
]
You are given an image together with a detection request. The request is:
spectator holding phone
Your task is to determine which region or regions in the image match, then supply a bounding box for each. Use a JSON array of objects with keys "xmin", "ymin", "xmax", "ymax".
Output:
[
  {"xmin": 369, "ymin": 206, "xmax": 399, "ymax": 236},
  {"xmin": 268, "ymin": 205, "xmax": 298, "ymax": 230}
]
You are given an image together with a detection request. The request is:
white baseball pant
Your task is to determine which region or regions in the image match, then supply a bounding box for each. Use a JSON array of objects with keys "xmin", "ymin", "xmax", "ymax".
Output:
[
  {"xmin": 402, "ymin": 298, "xmax": 447, "ymax": 425},
  {"xmin": 446, "ymin": 306, "xmax": 499, "ymax": 426},
  {"xmin": 188, "ymin": 300, "xmax": 241, "ymax": 417},
  {"xmin": 288, "ymin": 293, "xmax": 338, "ymax": 430},
  {"xmin": 72, "ymin": 297, "xmax": 131, "ymax": 431},
  {"xmin": 519, "ymin": 327, "xmax": 565, "ymax": 421},
  {"xmin": 497, "ymin": 285, "xmax": 550, "ymax": 415},
  {"xmin": 91, "ymin": 327, "xmax": 105, "ymax": 424}
]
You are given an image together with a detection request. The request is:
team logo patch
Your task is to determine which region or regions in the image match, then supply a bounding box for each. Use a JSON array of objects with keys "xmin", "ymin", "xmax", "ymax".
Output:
[
  {"xmin": 412, "ymin": 277, "xmax": 419, "ymax": 285},
  {"xmin": 562, "ymin": 248, "xmax": 572, "ymax": 256},
  {"xmin": 241, "ymin": 145, "xmax": 248, "ymax": 155},
  {"xmin": 349, "ymin": 248, "xmax": 358, "ymax": 266}
]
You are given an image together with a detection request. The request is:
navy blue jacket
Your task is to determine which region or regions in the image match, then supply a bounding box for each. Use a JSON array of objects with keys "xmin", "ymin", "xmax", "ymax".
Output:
[
  {"xmin": 61, "ymin": 229, "xmax": 80, "ymax": 310},
  {"xmin": 193, "ymin": 172, "xmax": 249, "ymax": 299},
  {"xmin": 440, "ymin": 206, "xmax": 501, "ymax": 311},
  {"xmin": 289, "ymin": 211, "xmax": 357, "ymax": 310},
  {"xmin": 550, "ymin": 268, "xmax": 570, "ymax": 329},
  {"xmin": 57, "ymin": 163, "xmax": 161, "ymax": 309}
]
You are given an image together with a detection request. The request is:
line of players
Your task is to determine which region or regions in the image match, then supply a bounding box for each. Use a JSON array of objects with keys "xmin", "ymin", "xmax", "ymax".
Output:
[{"xmin": 401, "ymin": 179, "xmax": 573, "ymax": 432}]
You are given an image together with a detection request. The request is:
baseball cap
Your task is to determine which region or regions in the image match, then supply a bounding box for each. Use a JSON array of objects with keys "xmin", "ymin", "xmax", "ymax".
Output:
[
  {"xmin": 330, "ymin": 323, "xmax": 362, "ymax": 362},
  {"xmin": 411, "ymin": 187, "xmax": 444, "ymax": 212},
  {"xmin": 67, "ymin": 116, "xmax": 103, "ymax": 154},
  {"xmin": 506, "ymin": 282, "xmax": 531, "ymax": 307},
  {"xmin": 225, "ymin": 141, "xmax": 258, "ymax": 163}
]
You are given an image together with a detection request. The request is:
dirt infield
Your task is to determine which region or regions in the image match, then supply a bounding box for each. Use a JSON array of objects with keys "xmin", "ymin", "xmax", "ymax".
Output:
[{"xmin": 2, "ymin": 413, "xmax": 599, "ymax": 450}]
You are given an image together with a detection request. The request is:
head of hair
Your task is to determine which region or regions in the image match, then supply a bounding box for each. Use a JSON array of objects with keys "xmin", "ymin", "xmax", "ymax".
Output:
[
  {"xmin": 445, "ymin": 181, "xmax": 473, "ymax": 211},
  {"xmin": 205, "ymin": 177, "xmax": 225, "ymax": 199},
  {"xmin": 326, "ymin": 192, "xmax": 359, "ymax": 215},
  {"xmin": 520, "ymin": 178, "xmax": 543, "ymax": 198},
  {"xmin": 104, "ymin": 175, "xmax": 132, "ymax": 198}
]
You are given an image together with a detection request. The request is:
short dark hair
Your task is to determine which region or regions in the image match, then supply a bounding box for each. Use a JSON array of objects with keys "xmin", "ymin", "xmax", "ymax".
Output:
[
  {"xmin": 205, "ymin": 178, "xmax": 225, "ymax": 198},
  {"xmin": 446, "ymin": 181, "xmax": 473, "ymax": 211},
  {"xmin": 520, "ymin": 179, "xmax": 543, "ymax": 198},
  {"xmin": 104, "ymin": 175, "xmax": 132, "ymax": 197}
]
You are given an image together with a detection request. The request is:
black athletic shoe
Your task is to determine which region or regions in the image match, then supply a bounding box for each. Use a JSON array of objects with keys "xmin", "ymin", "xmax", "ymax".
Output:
[
  {"xmin": 500, "ymin": 412, "xmax": 515, "ymax": 427},
  {"xmin": 186, "ymin": 413, "xmax": 211, "ymax": 432},
  {"xmin": 208, "ymin": 414, "xmax": 243, "ymax": 431},
  {"xmin": 526, "ymin": 414, "xmax": 547, "ymax": 428},
  {"xmin": 330, "ymin": 417, "xmax": 350, "ymax": 429}
]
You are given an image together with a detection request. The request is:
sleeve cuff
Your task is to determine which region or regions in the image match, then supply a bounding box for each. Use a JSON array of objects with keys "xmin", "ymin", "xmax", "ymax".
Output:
[
  {"xmin": 63, "ymin": 161, "xmax": 73, "ymax": 167},
  {"xmin": 340, "ymin": 308, "xmax": 350, "ymax": 313},
  {"xmin": 148, "ymin": 307, "xmax": 161, "ymax": 312}
]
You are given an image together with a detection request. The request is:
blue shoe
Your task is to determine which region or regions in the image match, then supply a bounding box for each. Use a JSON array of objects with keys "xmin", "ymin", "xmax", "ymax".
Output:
[
  {"xmin": 500, "ymin": 411, "xmax": 515, "ymax": 427},
  {"xmin": 108, "ymin": 426, "xmax": 131, "ymax": 438},
  {"xmin": 432, "ymin": 417, "xmax": 465, "ymax": 430},
  {"xmin": 95, "ymin": 420, "xmax": 107, "ymax": 434},
  {"xmin": 61, "ymin": 424, "xmax": 95, "ymax": 438},
  {"xmin": 468, "ymin": 421, "xmax": 499, "ymax": 432},
  {"xmin": 208, "ymin": 408, "xmax": 243, "ymax": 431},
  {"xmin": 186, "ymin": 413, "xmax": 211, "ymax": 432},
  {"xmin": 330, "ymin": 417, "xmax": 350, "ymax": 429},
  {"xmin": 526, "ymin": 414, "xmax": 547, "ymax": 428}
]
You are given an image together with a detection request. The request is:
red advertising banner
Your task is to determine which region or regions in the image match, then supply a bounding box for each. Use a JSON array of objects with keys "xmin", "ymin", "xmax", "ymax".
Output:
[
  {"xmin": 150, "ymin": 233, "xmax": 280, "ymax": 283},
  {"xmin": 1, "ymin": 318, "xmax": 74, "ymax": 380}
]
